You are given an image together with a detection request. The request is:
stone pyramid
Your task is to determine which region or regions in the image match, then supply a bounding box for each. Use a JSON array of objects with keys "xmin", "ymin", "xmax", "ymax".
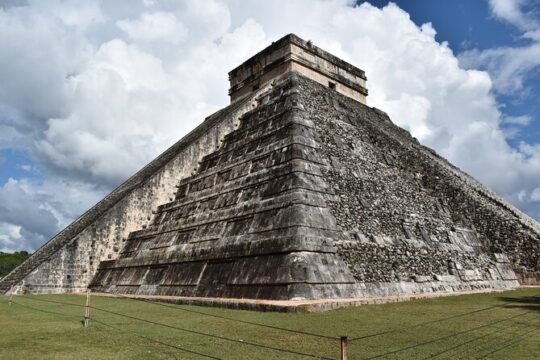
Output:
[{"xmin": 2, "ymin": 34, "xmax": 538, "ymax": 301}]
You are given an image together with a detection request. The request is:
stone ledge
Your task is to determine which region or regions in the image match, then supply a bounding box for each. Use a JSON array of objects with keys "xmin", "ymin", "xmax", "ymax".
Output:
[{"xmin": 87, "ymin": 286, "xmax": 519, "ymax": 313}]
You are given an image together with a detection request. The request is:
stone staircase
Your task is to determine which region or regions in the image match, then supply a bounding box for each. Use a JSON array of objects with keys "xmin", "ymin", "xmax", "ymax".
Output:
[
  {"xmin": 89, "ymin": 75, "xmax": 356, "ymax": 300},
  {"xmin": 0, "ymin": 81, "xmax": 257, "ymax": 296}
]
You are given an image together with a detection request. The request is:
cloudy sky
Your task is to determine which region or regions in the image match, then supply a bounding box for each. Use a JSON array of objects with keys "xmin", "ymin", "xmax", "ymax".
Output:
[{"xmin": 0, "ymin": 0, "xmax": 539, "ymax": 252}]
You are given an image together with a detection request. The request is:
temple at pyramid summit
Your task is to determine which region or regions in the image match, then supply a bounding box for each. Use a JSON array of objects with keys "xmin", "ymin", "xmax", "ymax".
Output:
[{"xmin": 2, "ymin": 34, "xmax": 539, "ymax": 305}]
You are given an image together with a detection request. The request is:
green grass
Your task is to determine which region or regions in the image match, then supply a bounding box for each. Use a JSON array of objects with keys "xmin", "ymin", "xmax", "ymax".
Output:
[{"xmin": 0, "ymin": 289, "xmax": 538, "ymax": 360}]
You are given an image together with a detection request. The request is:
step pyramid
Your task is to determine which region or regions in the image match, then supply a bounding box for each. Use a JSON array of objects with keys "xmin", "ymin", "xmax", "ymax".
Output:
[
  {"xmin": 90, "ymin": 75, "xmax": 357, "ymax": 299},
  {"xmin": 3, "ymin": 34, "xmax": 538, "ymax": 301}
]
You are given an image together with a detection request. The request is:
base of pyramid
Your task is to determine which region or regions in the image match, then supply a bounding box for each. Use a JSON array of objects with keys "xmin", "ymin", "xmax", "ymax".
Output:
[
  {"xmin": 89, "ymin": 282, "xmax": 520, "ymax": 313},
  {"xmin": 89, "ymin": 278, "xmax": 519, "ymax": 309}
]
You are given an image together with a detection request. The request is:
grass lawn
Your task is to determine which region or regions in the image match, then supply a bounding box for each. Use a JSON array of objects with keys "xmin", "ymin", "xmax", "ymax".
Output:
[{"xmin": 0, "ymin": 288, "xmax": 538, "ymax": 360}]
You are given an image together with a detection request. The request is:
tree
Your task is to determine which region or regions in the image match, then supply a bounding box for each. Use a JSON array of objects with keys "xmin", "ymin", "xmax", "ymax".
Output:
[{"xmin": 0, "ymin": 251, "xmax": 30, "ymax": 277}]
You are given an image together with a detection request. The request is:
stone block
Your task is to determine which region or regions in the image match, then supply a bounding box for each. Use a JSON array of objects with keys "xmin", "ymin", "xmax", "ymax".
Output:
[{"xmin": 413, "ymin": 275, "xmax": 433, "ymax": 283}]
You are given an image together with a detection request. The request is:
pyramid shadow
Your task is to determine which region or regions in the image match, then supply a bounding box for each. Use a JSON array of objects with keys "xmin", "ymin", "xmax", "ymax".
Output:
[{"xmin": 498, "ymin": 296, "xmax": 540, "ymax": 312}]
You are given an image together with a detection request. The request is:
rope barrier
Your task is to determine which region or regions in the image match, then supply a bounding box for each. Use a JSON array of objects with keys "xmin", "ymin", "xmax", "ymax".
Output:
[
  {"xmin": 348, "ymin": 302, "xmax": 513, "ymax": 342},
  {"xmin": 477, "ymin": 323, "xmax": 540, "ymax": 359},
  {"xmin": 17, "ymin": 295, "xmax": 86, "ymax": 307},
  {"xmin": 8, "ymin": 297, "xmax": 224, "ymax": 360},
  {"xmin": 91, "ymin": 316, "xmax": 223, "ymax": 360},
  {"xmin": 11, "ymin": 300, "xmax": 84, "ymax": 320},
  {"xmin": 8, "ymin": 293, "xmax": 336, "ymax": 358},
  {"xmin": 90, "ymin": 304, "xmax": 335, "ymax": 360},
  {"xmin": 111, "ymin": 293, "xmax": 338, "ymax": 340},
  {"xmin": 423, "ymin": 314, "xmax": 539, "ymax": 359},
  {"xmin": 465, "ymin": 317, "xmax": 540, "ymax": 360},
  {"xmin": 361, "ymin": 310, "xmax": 532, "ymax": 360},
  {"xmin": 439, "ymin": 316, "xmax": 539, "ymax": 360},
  {"xmin": 5, "ymin": 291, "xmax": 537, "ymax": 360}
]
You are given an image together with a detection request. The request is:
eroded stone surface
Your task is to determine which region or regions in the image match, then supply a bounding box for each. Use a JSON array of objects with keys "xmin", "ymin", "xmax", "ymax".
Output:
[
  {"xmin": 89, "ymin": 73, "xmax": 537, "ymax": 300},
  {"xmin": 90, "ymin": 76, "xmax": 356, "ymax": 300},
  {"xmin": 296, "ymin": 74, "xmax": 539, "ymax": 289}
]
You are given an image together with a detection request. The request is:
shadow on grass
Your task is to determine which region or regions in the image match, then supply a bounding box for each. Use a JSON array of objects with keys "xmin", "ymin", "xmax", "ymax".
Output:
[{"xmin": 498, "ymin": 296, "xmax": 540, "ymax": 312}]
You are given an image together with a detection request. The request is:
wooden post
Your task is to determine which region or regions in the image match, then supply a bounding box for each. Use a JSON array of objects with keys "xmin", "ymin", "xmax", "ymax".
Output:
[
  {"xmin": 8, "ymin": 285, "xmax": 13, "ymax": 306},
  {"xmin": 340, "ymin": 336, "xmax": 348, "ymax": 360},
  {"xmin": 84, "ymin": 289, "xmax": 90, "ymax": 327}
]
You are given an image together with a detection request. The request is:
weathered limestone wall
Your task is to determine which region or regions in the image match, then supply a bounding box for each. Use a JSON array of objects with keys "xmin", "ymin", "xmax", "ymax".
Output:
[
  {"xmin": 289, "ymin": 61, "xmax": 366, "ymax": 104},
  {"xmin": 289, "ymin": 43, "xmax": 366, "ymax": 88},
  {"xmin": 7, "ymin": 93, "xmax": 259, "ymax": 295},
  {"xmin": 229, "ymin": 34, "xmax": 368, "ymax": 104},
  {"xmin": 89, "ymin": 73, "xmax": 531, "ymax": 301},
  {"xmin": 5, "ymin": 70, "xmax": 537, "ymax": 300},
  {"xmin": 297, "ymin": 75, "xmax": 539, "ymax": 290},
  {"xmin": 90, "ymin": 74, "xmax": 357, "ymax": 300}
]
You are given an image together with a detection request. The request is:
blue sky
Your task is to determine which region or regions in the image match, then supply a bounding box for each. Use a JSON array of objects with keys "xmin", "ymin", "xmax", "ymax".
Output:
[
  {"xmin": 0, "ymin": 0, "xmax": 539, "ymax": 251},
  {"xmin": 371, "ymin": 0, "xmax": 524, "ymax": 49},
  {"xmin": 370, "ymin": 0, "xmax": 540, "ymax": 148}
]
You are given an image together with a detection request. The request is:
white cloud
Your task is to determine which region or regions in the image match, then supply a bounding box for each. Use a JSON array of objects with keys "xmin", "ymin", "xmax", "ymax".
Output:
[
  {"xmin": 180, "ymin": 0, "xmax": 231, "ymax": 41},
  {"xmin": 0, "ymin": 0, "xmax": 539, "ymax": 252},
  {"xmin": 489, "ymin": 0, "xmax": 539, "ymax": 31},
  {"xmin": 117, "ymin": 11, "xmax": 188, "ymax": 45},
  {"xmin": 0, "ymin": 222, "xmax": 22, "ymax": 251},
  {"xmin": 453, "ymin": 1, "xmax": 540, "ymax": 219},
  {"xmin": 460, "ymin": 0, "xmax": 540, "ymax": 94},
  {"xmin": 35, "ymin": 19, "xmax": 265, "ymax": 185},
  {"xmin": 459, "ymin": 43, "xmax": 540, "ymax": 94},
  {"xmin": 0, "ymin": 177, "xmax": 107, "ymax": 251},
  {"xmin": 531, "ymin": 187, "xmax": 540, "ymax": 201},
  {"xmin": 0, "ymin": 222, "xmax": 40, "ymax": 253},
  {"xmin": 0, "ymin": 5, "xmax": 89, "ymax": 120},
  {"xmin": 502, "ymin": 114, "xmax": 532, "ymax": 126}
]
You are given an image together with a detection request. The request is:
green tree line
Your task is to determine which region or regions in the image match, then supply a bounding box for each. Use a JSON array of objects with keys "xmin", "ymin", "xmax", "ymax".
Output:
[{"xmin": 0, "ymin": 251, "xmax": 30, "ymax": 277}]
